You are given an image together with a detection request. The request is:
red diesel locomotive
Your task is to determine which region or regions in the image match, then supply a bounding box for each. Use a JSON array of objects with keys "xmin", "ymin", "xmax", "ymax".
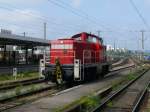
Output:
[{"xmin": 43, "ymin": 32, "xmax": 110, "ymax": 84}]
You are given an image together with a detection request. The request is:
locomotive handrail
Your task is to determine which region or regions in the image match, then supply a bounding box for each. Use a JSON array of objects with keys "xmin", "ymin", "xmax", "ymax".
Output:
[
  {"xmin": 82, "ymin": 50, "xmax": 102, "ymax": 80},
  {"xmin": 83, "ymin": 50, "xmax": 103, "ymax": 64}
]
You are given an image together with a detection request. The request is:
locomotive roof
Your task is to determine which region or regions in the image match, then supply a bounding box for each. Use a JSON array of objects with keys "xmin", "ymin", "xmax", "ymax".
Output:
[
  {"xmin": 72, "ymin": 32, "xmax": 103, "ymax": 42},
  {"xmin": 51, "ymin": 32, "xmax": 103, "ymax": 44}
]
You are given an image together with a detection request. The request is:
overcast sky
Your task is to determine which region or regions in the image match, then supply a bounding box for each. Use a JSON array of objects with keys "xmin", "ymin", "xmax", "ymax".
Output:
[{"xmin": 0, "ymin": 0, "xmax": 150, "ymax": 50}]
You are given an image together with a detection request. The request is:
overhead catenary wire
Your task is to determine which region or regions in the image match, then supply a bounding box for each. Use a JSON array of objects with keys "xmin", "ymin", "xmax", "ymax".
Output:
[
  {"xmin": 54, "ymin": 0, "xmax": 111, "ymax": 30},
  {"xmin": 47, "ymin": 0, "xmax": 110, "ymax": 31},
  {"xmin": 0, "ymin": 18, "xmax": 69, "ymax": 38},
  {"xmin": 129, "ymin": 0, "xmax": 150, "ymax": 30},
  {"xmin": 0, "ymin": 3, "xmax": 82, "ymax": 32},
  {"xmin": 0, "ymin": 0, "xmax": 145, "ymax": 48},
  {"xmin": 0, "ymin": 1, "xmax": 125, "ymax": 38},
  {"xmin": 48, "ymin": 0, "xmax": 133, "ymax": 38},
  {"xmin": 0, "ymin": 6, "xmax": 83, "ymax": 37}
]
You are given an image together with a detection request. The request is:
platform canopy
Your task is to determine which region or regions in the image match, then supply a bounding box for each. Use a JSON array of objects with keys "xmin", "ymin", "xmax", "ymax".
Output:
[{"xmin": 0, "ymin": 30, "xmax": 49, "ymax": 46}]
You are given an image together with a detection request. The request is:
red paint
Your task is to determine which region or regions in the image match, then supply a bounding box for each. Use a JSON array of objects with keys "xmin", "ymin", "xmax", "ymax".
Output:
[{"xmin": 50, "ymin": 32, "xmax": 107, "ymax": 65}]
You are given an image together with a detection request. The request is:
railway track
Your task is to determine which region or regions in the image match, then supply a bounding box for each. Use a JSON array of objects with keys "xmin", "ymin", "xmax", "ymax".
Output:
[
  {"xmin": 0, "ymin": 58, "xmax": 135, "ymax": 92},
  {"xmin": 0, "ymin": 78, "xmax": 45, "ymax": 91},
  {"xmin": 0, "ymin": 78, "xmax": 57, "ymax": 111},
  {"xmin": 91, "ymin": 69, "xmax": 150, "ymax": 112},
  {"xmin": 0, "ymin": 64, "xmax": 135, "ymax": 112},
  {"xmin": 0, "ymin": 83, "xmax": 57, "ymax": 102},
  {"xmin": 132, "ymin": 81, "xmax": 150, "ymax": 112},
  {"xmin": 0, "ymin": 57, "xmax": 136, "ymax": 111},
  {"xmin": 63, "ymin": 66, "xmax": 143, "ymax": 112},
  {"xmin": 0, "ymin": 64, "xmax": 135, "ymax": 93},
  {"xmin": 111, "ymin": 58, "xmax": 127, "ymax": 68},
  {"xmin": 0, "ymin": 83, "xmax": 59, "ymax": 111},
  {"xmin": 0, "ymin": 88, "xmax": 61, "ymax": 112}
]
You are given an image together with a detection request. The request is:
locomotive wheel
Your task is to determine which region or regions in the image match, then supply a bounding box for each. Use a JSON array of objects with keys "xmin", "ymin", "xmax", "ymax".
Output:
[
  {"xmin": 100, "ymin": 65, "xmax": 109, "ymax": 78},
  {"xmin": 100, "ymin": 73, "xmax": 105, "ymax": 78},
  {"xmin": 95, "ymin": 73, "xmax": 101, "ymax": 79}
]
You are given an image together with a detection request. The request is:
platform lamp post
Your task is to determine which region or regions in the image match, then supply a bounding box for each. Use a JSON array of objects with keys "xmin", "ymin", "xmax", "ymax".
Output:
[
  {"xmin": 140, "ymin": 30, "xmax": 145, "ymax": 60},
  {"xmin": 44, "ymin": 22, "xmax": 47, "ymax": 65},
  {"xmin": 23, "ymin": 32, "xmax": 26, "ymax": 37},
  {"xmin": 39, "ymin": 22, "xmax": 47, "ymax": 78}
]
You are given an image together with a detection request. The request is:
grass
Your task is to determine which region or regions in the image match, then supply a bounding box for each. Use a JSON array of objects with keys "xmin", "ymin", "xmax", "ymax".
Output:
[
  {"xmin": 0, "ymin": 83, "xmax": 45, "ymax": 102},
  {"xmin": 0, "ymin": 72, "xmax": 39, "ymax": 82},
  {"xmin": 107, "ymin": 101, "xmax": 113, "ymax": 107},
  {"xmin": 15, "ymin": 86, "xmax": 22, "ymax": 96},
  {"xmin": 111, "ymin": 67, "xmax": 146, "ymax": 91},
  {"xmin": 81, "ymin": 96, "xmax": 100, "ymax": 112},
  {"xmin": 15, "ymin": 84, "xmax": 37, "ymax": 96},
  {"xmin": 54, "ymin": 95, "xmax": 100, "ymax": 112},
  {"xmin": 111, "ymin": 72, "xmax": 135, "ymax": 91},
  {"xmin": 30, "ymin": 85, "xmax": 36, "ymax": 92},
  {"xmin": 125, "ymin": 73, "xmax": 136, "ymax": 81}
]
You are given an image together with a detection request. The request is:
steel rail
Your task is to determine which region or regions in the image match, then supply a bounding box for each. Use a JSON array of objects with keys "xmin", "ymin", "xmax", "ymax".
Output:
[
  {"xmin": 0, "ymin": 77, "xmax": 41, "ymax": 86},
  {"xmin": 0, "ymin": 84, "xmax": 56, "ymax": 103},
  {"xmin": 0, "ymin": 64, "xmax": 134, "ymax": 91},
  {"xmin": 0, "ymin": 78, "xmax": 45, "ymax": 91},
  {"xmin": 91, "ymin": 69, "xmax": 149, "ymax": 112},
  {"xmin": 131, "ymin": 81, "xmax": 150, "ymax": 112},
  {"xmin": 64, "ymin": 64, "xmax": 136, "ymax": 112},
  {"xmin": 110, "ymin": 64, "xmax": 135, "ymax": 72}
]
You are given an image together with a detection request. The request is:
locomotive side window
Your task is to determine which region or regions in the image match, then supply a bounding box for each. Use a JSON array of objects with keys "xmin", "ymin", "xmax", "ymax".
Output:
[
  {"xmin": 92, "ymin": 38, "xmax": 97, "ymax": 43},
  {"xmin": 87, "ymin": 36, "xmax": 92, "ymax": 43},
  {"xmin": 87, "ymin": 36, "xmax": 97, "ymax": 43}
]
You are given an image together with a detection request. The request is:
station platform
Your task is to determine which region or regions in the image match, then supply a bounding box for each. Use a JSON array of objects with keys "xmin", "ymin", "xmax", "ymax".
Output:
[
  {"xmin": 0, "ymin": 65, "xmax": 39, "ymax": 75},
  {"xmin": 0, "ymin": 30, "xmax": 50, "ymax": 74}
]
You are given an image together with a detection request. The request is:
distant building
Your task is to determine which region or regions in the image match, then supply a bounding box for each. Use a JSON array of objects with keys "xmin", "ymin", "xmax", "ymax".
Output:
[
  {"xmin": 107, "ymin": 45, "xmax": 128, "ymax": 52},
  {"xmin": 107, "ymin": 45, "xmax": 114, "ymax": 51}
]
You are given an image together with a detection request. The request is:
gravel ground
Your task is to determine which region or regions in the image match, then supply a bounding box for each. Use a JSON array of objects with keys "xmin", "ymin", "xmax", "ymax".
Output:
[{"xmin": 6, "ymin": 68, "xmax": 133, "ymax": 112}]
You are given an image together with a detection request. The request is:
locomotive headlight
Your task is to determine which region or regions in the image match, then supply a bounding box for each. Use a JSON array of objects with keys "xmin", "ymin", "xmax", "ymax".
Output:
[{"xmin": 60, "ymin": 41, "xmax": 63, "ymax": 43}]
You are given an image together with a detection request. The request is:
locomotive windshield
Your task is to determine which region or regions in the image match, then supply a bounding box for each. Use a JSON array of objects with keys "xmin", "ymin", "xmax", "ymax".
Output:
[{"xmin": 87, "ymin": 36, "xmax": 103, "ymax": 45}]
